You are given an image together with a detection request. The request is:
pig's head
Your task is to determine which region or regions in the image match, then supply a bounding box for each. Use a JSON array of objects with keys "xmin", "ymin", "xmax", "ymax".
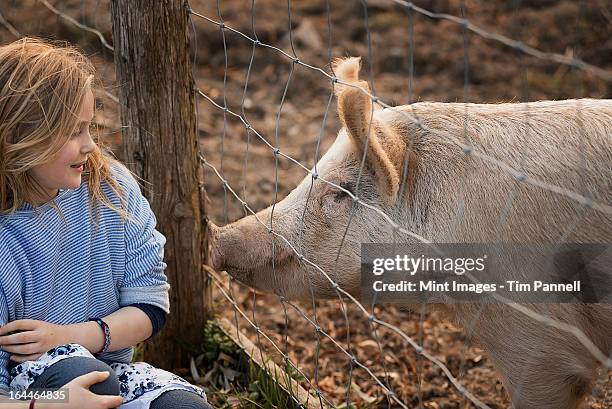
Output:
[{"xmin": 209, "ymin": 57, "xmax": 417, "ymax": 300}]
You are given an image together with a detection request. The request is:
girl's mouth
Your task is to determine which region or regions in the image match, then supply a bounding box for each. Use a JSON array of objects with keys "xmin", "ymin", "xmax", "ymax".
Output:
[{"xmin": 70, "ymin": 162, "xmax": 86, "ymax": 172}]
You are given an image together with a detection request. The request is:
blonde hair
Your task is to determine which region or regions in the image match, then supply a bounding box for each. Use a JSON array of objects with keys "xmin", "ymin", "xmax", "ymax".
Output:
[{"xmin": 0, "ymin": 37, "xmax": 125, "ymax": 219}]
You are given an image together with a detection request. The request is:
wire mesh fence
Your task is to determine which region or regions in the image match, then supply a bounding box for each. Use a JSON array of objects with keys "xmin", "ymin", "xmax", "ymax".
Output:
[
  {"xmin": 1, "ymin": 1, "xmax": 610, "ymax": 408},
  {"xmin": 196, "ymin": 1, "xmax": 611, "ymax": 408}
]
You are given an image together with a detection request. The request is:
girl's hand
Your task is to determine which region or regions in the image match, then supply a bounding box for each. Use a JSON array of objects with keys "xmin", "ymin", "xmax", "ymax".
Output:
[
  {"xmin": 0, "ymin": 319, "xmax": 69, "ymax": 362},
  {"xmin": 36, "ymin": 371, "xmax": 124, "ymax": 409}
]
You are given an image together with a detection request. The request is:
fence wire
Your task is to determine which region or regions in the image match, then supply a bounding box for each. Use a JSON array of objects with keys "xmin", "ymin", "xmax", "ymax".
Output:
[
  {"xmin": 0, "ymin": 9, "xmax": 19, "ymax": 38},
  {"xmin": 2, "ymin": 1, "xmax": 609, "ymax": 408}
]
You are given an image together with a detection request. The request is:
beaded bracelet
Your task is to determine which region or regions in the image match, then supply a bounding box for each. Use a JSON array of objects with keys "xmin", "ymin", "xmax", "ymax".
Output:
[{"xmin": 88, "ymin": 317, "xmax": 111, "ymax": 354}]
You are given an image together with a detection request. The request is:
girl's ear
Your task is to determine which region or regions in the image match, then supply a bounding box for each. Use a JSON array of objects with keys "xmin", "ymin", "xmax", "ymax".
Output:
[{"xmin": 333, "ymin": 58, "xmax": 402, "ymax": 202}]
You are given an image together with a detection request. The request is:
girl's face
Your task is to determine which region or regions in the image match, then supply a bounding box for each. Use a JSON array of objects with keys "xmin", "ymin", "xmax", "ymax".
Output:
[{"xmin": 28, "ymin": 88, "xmax": 96, "ymax": 204}]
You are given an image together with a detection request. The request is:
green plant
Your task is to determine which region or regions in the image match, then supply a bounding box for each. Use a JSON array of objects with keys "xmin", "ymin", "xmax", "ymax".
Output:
[
  {"xmin": 201, "ymin": 319, "xmax": 242, "ymax": 363},
  {"xmin": 200, "ymin": 319, "xmax": 302, "ymax": 409}
]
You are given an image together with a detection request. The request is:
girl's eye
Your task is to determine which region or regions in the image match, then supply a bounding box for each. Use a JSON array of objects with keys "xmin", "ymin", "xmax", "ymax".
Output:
[
  {"xmin": 71, "ymin": 123, "xmax": 94, "ymax": 138},
  {"xmin": 71, "ymin": 126, "xmax": 84, "ymax": 138}
]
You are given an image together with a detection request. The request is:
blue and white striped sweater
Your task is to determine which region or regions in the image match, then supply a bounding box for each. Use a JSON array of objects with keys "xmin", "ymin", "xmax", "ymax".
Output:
[{"xmin": 0, "ymin": 164, "xmax": 170, "ymax": 389}]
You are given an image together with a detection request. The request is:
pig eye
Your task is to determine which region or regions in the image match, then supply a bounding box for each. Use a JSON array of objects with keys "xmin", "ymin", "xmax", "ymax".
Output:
[
  {"xmin": 321, "ymin": 181, "xmax": 355, "ymax": 217},
  {"xmin": 333, "ymin": 182, "xmax": 354, "ymax": 201}
]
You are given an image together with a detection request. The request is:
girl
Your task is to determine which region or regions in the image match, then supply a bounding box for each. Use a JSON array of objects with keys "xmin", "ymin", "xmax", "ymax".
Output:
[{"xmin": 0, "ymin": 38, "xmax": 212, "ymax": 409}]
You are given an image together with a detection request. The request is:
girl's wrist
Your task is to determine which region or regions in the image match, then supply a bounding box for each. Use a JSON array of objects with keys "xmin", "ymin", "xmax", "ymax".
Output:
[
  {"xmin": 62, "ymin": 322, "xmax": 105, "ymax": 354},
  {"xmin": 57, "ymin": 324, "xmax": 74, "ymax": 346},
  {"xmin": 59, "ymin": 323, "xmax": 76, "ymax": 347}
]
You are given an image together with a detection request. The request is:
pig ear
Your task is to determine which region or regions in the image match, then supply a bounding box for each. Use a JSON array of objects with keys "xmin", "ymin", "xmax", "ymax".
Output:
[
  {"xmin": 337, "ymin": 82, "xmax": 401, "ymax": 202},
  {"xmin": 332, "ymin": 57, "xmax": 361, "ymax": 96}
]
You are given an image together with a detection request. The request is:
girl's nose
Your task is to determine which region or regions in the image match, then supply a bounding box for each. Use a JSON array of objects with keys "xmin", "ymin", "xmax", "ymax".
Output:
[{"xmin": 81, "ymin": 129, "xmax": 97, "ymax": 153}]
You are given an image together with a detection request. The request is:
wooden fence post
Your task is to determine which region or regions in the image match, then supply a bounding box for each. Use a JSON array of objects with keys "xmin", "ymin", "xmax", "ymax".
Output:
[{"xmin": 110, "ymin": 0, "xmax": 211, "ymax": 369}]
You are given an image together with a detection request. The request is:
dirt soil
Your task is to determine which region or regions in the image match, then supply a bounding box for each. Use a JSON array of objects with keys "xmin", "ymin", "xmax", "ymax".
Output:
[{"xmin": 1, "ymin": 0, "xmax": 610, "ymax": 407}]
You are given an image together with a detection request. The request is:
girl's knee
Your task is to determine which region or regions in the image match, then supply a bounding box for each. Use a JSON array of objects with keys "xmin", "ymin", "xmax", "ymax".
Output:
[
  {"xmin": 150, "ymin": 389, "xmax": 212, "ymax": 409},
  {"xmin": 31, "ymin": 356, "xmax": 120, "ymax": 396}
]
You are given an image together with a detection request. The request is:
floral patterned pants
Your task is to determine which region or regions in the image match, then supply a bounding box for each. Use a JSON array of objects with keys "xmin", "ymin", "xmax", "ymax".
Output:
[{"xmin": 9, "ymin": 343, "xmax": 208, "ymax": 409}]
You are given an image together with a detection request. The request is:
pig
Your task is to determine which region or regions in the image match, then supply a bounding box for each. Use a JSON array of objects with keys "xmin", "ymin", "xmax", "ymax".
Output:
[{"xmin": 208, "ymin": 57, "xmax": 612, "ymax": 409}]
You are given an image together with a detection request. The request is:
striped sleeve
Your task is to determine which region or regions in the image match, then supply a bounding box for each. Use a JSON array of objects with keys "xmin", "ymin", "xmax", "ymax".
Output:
[
  {"xmin": 0, "ymin": 238, "xmax": 16, "ymax": 391},
  {"xmin": 118, "ymin": 169, "xmax": 170, "ymax": 314},
  {"xmin": 0, "ymin": 284, "xmax": 11, "ymax": 390}
]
